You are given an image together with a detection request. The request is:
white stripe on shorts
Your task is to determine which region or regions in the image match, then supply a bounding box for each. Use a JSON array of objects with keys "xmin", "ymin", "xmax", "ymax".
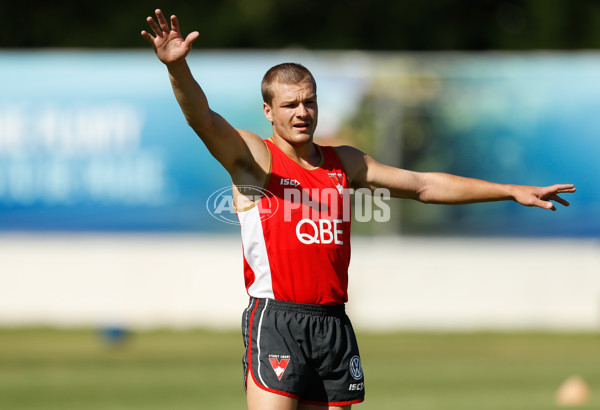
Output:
[{"xmin": 256, "ymin": 298, "xmax": 270, "ymax": 389}]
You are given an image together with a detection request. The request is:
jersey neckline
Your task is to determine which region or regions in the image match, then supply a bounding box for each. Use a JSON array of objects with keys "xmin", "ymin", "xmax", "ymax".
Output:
[{"xmin": 266, "ymin": 138, "xmax": 325, "ymax": 171}]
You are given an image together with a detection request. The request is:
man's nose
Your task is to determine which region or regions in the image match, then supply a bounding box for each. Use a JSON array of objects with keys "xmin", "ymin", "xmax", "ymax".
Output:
[{"xmin": 296, "ymin": 103, "xmax": 308, "ymax": 117}]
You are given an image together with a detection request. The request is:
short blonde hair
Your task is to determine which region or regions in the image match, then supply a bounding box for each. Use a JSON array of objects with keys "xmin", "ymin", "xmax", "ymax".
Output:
[{"xmin": 261, "ymin": 63, "xmax": 317, "ymax": 105}]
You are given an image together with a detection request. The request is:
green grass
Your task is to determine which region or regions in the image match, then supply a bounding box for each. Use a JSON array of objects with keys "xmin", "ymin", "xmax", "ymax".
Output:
[
  {"xmin": 0, "ymin": 329, "xmax": 598, "ymax": 409},
  {"xmin": 360, "ymin": 332, "xmax": 600, "ymax": 409}
]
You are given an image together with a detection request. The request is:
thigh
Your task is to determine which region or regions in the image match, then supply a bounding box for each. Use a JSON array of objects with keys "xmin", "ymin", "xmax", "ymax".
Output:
[
  {"xmin": 242, "ymin": 299, "xmax": 311, "ymax": 399},
  {"xmin": 247, "ymin": 366, "xmax": 299, "ymax": 410},
  {"xmin": 304, "ymin": 314, "xmax": 364, "ymax": 406},
  {"xmin": 299, "ymin": 403, "xmax": 351, "ymax": 410}
]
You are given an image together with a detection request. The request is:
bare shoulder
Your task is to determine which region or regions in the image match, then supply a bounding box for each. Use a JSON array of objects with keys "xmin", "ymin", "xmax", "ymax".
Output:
[
  {"xmin": 332, "ymin": 145, "xmax": 368, "ymax": 183},
  {"xmin": 332, "ymin": 145, "xmax": 415, "ymax": 193},
  {"xmin": 230, "ymin": 129, "xmax": 271, "ymax": 186}
]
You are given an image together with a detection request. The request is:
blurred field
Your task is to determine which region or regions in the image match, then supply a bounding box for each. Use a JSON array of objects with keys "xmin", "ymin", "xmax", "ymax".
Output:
[{"xmin": 0, "ymin": 329, "xmax": 598, "ymax": 410}]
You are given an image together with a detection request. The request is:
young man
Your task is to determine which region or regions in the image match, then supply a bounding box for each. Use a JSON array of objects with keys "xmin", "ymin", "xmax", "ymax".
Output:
[{"xmin": 142, "ymin": 9, "xmax": 575, "ymax": 410}]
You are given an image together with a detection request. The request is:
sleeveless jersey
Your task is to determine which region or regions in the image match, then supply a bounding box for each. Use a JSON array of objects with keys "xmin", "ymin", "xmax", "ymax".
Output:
[{"xmin": 237, "ymin": 139, "xmax": 351, "ymax": 305}]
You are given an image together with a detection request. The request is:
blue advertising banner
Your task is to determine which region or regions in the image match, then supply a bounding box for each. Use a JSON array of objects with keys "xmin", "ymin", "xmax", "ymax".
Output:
[
  {"xmin": 0, "ymin": 51, "xmax": 368, "ymax": 232},
  {"xmin": 0, "ymin": 51, "xmax": 598, "ymax": 236}
]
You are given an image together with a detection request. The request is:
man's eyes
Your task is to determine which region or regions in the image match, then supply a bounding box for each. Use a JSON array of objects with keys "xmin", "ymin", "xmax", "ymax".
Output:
[{"xmin": 283, "ymin": 101, "xmax": 316, "ymax": 108}]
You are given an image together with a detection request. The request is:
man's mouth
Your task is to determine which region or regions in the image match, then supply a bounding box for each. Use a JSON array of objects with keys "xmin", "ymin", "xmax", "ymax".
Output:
[{"xmin": 293, "ymin": 123, "xmax": 310, "ymax": 130}]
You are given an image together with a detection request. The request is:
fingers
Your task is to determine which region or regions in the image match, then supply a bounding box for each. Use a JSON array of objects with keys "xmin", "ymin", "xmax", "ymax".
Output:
[
  {"xmin": 551, "ymin": 184, "xmax": 576, "ymax": 193},
  {"xmin": 536, "ymin": 193, "xmax": 570, "ymax": 211},
  {"xmin": 145, "ymin": 14, "xmax": 162, "ymax": 37},
  {"xmin": 169, "ymin": 14, "xmax": 199, "ymax": 47},
  {"xmin": 144, "ymin": 9, "xmax": 177, "ymax": 39},
  {"xmin": 537, "ymin": 199, "xmax": 556, "ymax": 211},
  {"xmin": 156, "ymin": 9, "xmax": 171, "ymax": 33},
  {"xmin": 170, "ymin": 15, "xmax": 180, "ymax": 33},
  {"xmin": 550, "ymin": 194, "xmax": 570, "ymax": 207},
  {"xmin": 185, "ymin": 31, "xmax": 200, "ymax": 45},
  {"xmin": 531, "ymin": 184, "xmax": 575, "ymax": 211},
  {"xmin": 140, "ymin": 30, "xmax": 154, "ymax": 43}
]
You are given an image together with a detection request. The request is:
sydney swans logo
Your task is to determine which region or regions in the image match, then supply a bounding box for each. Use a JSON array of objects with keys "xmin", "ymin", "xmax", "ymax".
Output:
[{"xmin": 269, "ymin": 355, "xmax": 291, "ymax": 380}]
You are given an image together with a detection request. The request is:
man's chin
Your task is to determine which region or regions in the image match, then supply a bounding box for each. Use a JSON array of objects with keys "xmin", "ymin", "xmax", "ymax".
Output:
[
  {"xmin": 292, "ymin": 133, "xmax": 314, "ymax": 144},
  {"xmin": 285, "ymin": 131, "xmax": 314, "ymax": 144}
]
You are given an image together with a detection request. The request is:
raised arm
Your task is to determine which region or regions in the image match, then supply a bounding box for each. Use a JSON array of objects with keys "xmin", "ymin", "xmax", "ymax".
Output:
[
  {"xmin": 141, "ymin": 9, "xmax": 268, "ymax": 186},
  {"xmin": 335, "ymin": 145, "xmax": 575, "ymax": 211}
]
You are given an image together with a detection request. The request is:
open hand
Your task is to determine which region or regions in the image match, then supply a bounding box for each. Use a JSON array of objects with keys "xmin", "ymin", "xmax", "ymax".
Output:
[
  {"xmin": 141, "ymin": 9, "xmax": 199, "ymax": 65},
  {"xmin": 515, "ymin": 184, "xmax": 576, "ymax": 211}
]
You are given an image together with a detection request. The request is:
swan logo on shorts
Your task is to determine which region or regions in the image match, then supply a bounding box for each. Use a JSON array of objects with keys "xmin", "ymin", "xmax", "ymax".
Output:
[
  {"xmin": 269, "ymin": 354, "xmax": 291, "ymax": 380},
  {"xmin": 349, "ymin": 355, "xmax": 363, "ymax": 380}
]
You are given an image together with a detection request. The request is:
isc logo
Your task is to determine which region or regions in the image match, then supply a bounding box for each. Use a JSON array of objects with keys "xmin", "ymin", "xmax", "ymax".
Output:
[{"xmin": 280, "ymin": 178, "xmax": 300, "ymax": 186}]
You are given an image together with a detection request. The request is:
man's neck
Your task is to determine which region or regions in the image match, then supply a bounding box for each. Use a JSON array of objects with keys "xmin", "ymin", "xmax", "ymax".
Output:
[{"xmin": 271, "ymin": 135, "xmax": 321, "ymax": 169}]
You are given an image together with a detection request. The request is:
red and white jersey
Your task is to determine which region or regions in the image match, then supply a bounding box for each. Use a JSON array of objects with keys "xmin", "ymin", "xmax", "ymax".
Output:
[{"xmin": 237, "ymin": 139, "xmax": 351, "ymax": 305}]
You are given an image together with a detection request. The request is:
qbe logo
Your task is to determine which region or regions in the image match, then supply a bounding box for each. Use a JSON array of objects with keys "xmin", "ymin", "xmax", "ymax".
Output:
[
  {"xmin": 206, "ymin": 185, "xmax": 278, "ymax": 225},
  {"xmin": 296, "ymin": 218, "xmax": 344, "ymax": 245}
]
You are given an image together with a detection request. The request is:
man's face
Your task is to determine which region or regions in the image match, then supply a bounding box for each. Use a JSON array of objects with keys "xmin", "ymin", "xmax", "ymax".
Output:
[{"xmin": 263, "ymin": 80, "xmax": 318, "ymax": 145}]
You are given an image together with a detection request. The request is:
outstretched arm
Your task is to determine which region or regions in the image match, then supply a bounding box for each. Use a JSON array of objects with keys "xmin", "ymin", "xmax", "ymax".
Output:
[
  {"xmin": 141, "ymin": 9, "xmax": 268, "ymax": 185},
  {"xmin": 335, "ymin": 145, "xmax": 576, "ymax": 211}
]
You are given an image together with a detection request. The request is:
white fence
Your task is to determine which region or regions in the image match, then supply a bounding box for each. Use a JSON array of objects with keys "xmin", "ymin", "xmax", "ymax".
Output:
[{"xmin": 1, "ymin": 234, "xmax": 599, "ymax": 332}]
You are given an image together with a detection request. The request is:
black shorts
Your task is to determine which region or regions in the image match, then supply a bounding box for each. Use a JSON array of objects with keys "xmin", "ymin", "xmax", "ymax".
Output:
[{"xmin": 242, "ymin": 298, "xmax": 365, "ymax": 406}]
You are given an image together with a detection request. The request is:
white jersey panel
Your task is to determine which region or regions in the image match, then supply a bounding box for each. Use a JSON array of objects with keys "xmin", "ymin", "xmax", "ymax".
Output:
[{"xmin": 238, "ymin": 205, "xmax": 274, "ymax": 299}]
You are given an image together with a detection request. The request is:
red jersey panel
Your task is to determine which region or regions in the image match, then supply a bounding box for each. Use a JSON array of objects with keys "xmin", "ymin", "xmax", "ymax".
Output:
[{"xmin": 237, "ymin": 139, "xmax": 351, "ymax": 305}]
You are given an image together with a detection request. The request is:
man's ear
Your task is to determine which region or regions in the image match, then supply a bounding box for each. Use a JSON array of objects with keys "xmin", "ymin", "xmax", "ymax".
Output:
[{"xmin": 263, "ymin": 102, "xmax": 273, "ymax": 122}]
